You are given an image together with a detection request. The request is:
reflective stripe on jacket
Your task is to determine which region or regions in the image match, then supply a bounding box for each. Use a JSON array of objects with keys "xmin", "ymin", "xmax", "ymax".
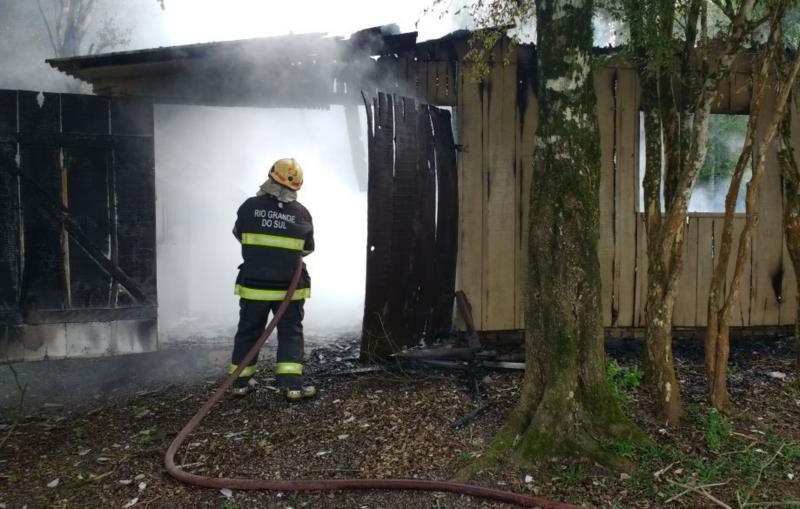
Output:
[
  {"xmin": 234, "ymin": 285, "xmax": 311, "ymax": 301},
  {"xmin": 233, "ymin": 194, "xmax": 314, "ymax": 297}
]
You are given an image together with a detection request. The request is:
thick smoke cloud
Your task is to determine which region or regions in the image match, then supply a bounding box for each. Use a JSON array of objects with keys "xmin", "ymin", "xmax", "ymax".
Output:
[
  {"xmin": 0, "ymin": 0, "xmax": 463, "ymax": 408},
  {"xmin": 155, "ymin": 104, "xmax": 368, "ymax": 345}
]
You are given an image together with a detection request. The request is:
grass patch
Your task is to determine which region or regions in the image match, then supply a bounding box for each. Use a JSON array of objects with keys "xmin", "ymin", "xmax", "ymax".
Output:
[
  {"xmin": 700, "ymin": 409, "xmax": 732, "ymax": 452},
  {"xmin": 619, "ymin": 423, "xmax": 800, "ymax": 507},
  {"xmin": 138, "ymin": 427, "xmax": 158, "ymax": 445},
  {"xmin": 559, "ymin": 465, "xmax": 584, "ymax": 485},
  {"xmin": 606, "ymin": 360, "xmax": 644, "ymax": 406}
]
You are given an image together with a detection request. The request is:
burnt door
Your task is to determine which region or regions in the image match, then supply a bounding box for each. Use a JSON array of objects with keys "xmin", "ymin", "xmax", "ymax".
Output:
[
  {"xmin": 360, "ymin": 93, "xmax": 458, "ymax": 360},
  {"xmin": 0, "ymin": 90, "xmax": 156, "ymax": 335}
]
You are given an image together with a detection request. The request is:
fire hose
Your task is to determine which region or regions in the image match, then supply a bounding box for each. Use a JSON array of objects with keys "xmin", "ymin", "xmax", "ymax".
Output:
[{"xmin": 164, "ymin": 258, "xmax": 582, "ymax": 509}]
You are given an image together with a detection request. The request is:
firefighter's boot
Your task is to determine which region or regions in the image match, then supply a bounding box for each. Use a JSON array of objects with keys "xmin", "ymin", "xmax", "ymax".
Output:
[
  {"xmin": 231, "ymin": 377, "xmax": 256, "ymax": 397},
  {"xmin": 284, "ymin": 385, "xmax": 316, "ymax": 401}
]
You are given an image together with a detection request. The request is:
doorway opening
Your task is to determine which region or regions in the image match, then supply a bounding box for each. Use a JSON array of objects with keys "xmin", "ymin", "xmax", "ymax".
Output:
[{"xmin": 154, "ymin": 104, "xmax": 368, "ymax": 346}]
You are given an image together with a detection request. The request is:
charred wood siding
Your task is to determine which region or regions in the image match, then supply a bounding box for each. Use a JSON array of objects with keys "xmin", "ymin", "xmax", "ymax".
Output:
[
  {"xmin": 0, "ymin": 89, "xmax": 156, "ymax": 327},
  {"xmin": 452, "ymin": 53, "xmax": 800, "ymax": 333},
  {"xmin": 361, "ymin": 94, "xmax": 458, "ymax": 359},
  {"xmin": 431, "ymin": 107, "xmax": 459, "ymax": 336}
]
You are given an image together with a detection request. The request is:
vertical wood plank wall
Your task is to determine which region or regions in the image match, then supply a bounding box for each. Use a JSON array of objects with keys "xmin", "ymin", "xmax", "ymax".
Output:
[{"xmin": 398, "ymin": 53, "xmax": 799, "ymax": 332}]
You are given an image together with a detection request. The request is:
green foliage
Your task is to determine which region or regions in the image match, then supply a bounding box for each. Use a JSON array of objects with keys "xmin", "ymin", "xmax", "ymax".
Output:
[
  {"xmin": 781, "ymin": 440, "xmax": 800, "ymax": 465},
  {"xmin": 736, "ymin": 409, "xmax": 756, "ymax": 423},
  {"xmin": 700, "ymin": 409, "xmax": 732, "ymax": 451},
  {"xmin": 132, "ymin": 405, "xmax": 150, "ymax": 418},
  {"xmin": 785, "ymin": 6, "xmax": 800, "ymax": 46},
  {"xmin": 464, "ymin": 27, "xmax": 513, "ymax": 82},
  {"xmin": 596, "ymin": 436, "xmax": 639, "ymax": 457},
  {"xmin": 457, "ymin": 450, "xmax": 472, "ymax": 461},
  {"xmin": 603, "ymin": 417, "xmax": 800, "ymax": 506},
  {"xmin": 71, "ymin": 426, "xmax": 84, "ymax": 440},
  {"xmin": 602, "ymin": 0, "xmax": 678, "ymax": 74},
  {"xmin": 606, "ymin": 360, "xmax": 644, "ymax": 405},
  {"xmin": 698, "ymin": 114, "xmax": 749, "ymax": 184},
  {"xmin": 460, "ymin": 0, "xmax": 536, "ymax": 81},
  {"xmin": 603, "ymin": 0, "xmax": 767, "ymax": 76},
  {"xmin": 426, "ymin": 0, "xmax": 536, "ymax": 81},
  {"xmin": 780, "ymin": 497, "xmax": 800, "ymax": 508},
  {"xmin": 138, "ymin": 427, "xmax": 157, "ymax": 445},
  {"xmin": 560, "ymin": 465, "xmax": 584, "ymax": 485}
]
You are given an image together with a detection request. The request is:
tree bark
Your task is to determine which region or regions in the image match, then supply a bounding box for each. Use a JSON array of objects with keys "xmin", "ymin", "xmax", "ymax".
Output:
[
  {"xmin": 641, "ymin": 77, "xmax": 682, "ymax": 424},
  {"xmin": 704, "ymin": 31, "xmax": 772, "ymax": 413},
  {"xmin": 460, "ymin": 0, "xmax": 645, "ymax": 475},
  {"xmin": 45, "ymin": 0, "xmax": 97, "ymax": 58},
  {"xmin": 706, "ymin": 8, "xmax": 800, "ymax": 411},
  {"xmin": 778, "ymin": 87, "xmax": 800, "ymax": 387},
  {"xmin": 626, "ymin": 0, "xmax": 756, "ymax": 425}
]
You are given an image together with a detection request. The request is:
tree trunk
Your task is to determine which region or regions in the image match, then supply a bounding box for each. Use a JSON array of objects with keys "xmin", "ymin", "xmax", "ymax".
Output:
[
  {"xmin": 460, "ymin": 0, "xmax": 645, "ymax": 475},
  {"xmin": 779, "ymin": 103, "xmax": 800, "ymax": 385},
  {"xmin": 641, "ymin": 80, "xmax": 682, "ymax": 424},
  {"xmin": 49, "ymin": 0, "xmax": 96, "ymax": 57},
  {"xmin": 643, "ymin": 269, "xmax": 682, "ymax": 423},
  {"xmin": 632, "ymin": 0, "xmax": 756, "ymax": 424},
  {"xmin": 706, "ymin": 10, "xmax": 800, "ymax": 411},
  {"xmin": 704, "ymin": 43, "xmax": 770, "ymax": 413}
]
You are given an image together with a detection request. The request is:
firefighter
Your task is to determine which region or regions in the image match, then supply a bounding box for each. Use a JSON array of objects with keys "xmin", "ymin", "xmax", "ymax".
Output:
[{"xmin": 229, "ymin": 158, "xmax": 316, "ymax": 401}]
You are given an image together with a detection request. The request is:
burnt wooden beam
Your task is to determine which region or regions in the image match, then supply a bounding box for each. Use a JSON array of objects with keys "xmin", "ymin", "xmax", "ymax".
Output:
[
  {"xmin": 25, "ymin": 306, "xmax": 157, "ymax": 324},
  {"xmin": 394, "ymin": 345, "xmax": 481, "ymax": 360},
  {"xmin": 455, "ymin": 291, "xmax": 481, "ymax": 348},
  {"xmin": 344, "ymin": 103, "xmax": 368, "ymax": 192},
  {"xmin": 0, "ymin": 132, "xmax": 152, "ymax": 149},
  {"xmin": 4, "ymin": 164, "xmax": 148, "ymax": 304}
]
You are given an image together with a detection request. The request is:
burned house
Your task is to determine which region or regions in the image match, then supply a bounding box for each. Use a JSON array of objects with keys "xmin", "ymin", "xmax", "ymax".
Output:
[{"xmin": 1, "ymin": 27, "xmax": 798, "ymax": 362}]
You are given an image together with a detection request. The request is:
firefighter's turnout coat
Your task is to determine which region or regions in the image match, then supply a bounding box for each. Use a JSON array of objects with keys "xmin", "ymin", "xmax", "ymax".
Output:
[
  {"xmin": 233, "ymin": 194, "xmax": 314, "ymax": 298},
  {"xmin": 229, "ymin": 193, "xmax": 314, "ymax": 389}
]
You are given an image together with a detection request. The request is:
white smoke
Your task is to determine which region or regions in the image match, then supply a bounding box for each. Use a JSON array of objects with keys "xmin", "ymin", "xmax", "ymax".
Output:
[
  {"xmin": 154, "ymin": 104, "xmax": 368, "ymax": 344},
  {"xmin": 638, "ymin": 113, "xmax": 749, "ymax": 214},
  {"xmin": 688, "ymin": 174, "xmax": 748, "ymax": 213}
]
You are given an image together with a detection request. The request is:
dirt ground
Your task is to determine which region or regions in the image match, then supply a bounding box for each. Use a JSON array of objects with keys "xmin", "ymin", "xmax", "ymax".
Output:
[{"xmin": 1, "ymin": 337, "xmax": 798, "ymax": 509}]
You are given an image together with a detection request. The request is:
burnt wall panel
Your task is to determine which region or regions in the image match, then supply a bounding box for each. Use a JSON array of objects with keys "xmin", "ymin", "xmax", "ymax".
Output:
[
  {"xmin": 361, "ymin": 93, "xmax": 395, "ymax": 359},
  {"xmin": 114, "ymin": 137, "xmax": 157, "ymax": 305},
  {"xmin": 0, "ymin": 144, "xmax": 20, "ymax": 318},
  {"xmin": 61, "ymin": 94, "xmax": 109, "ymax": 135},
  {"xmin": 20, "ymin": 145, "xmax": 64, "ymax": 311},
  {"xmin": 64, "ymin": 146, "xmax": 112, "ymax": 308},
  {"xmin": 111, "ymin": 97, "xmax": 154, "ymax": 136},
  {"xmin": 18, "ymin": 91, "xmax": 60, "ymax": 134},
  {"xmin": 2, "ymin": 90, "xmax": 157, "ymax": 354},
  {"xmin": 384, "ymin": 96, "xmax": 419, "ymax": 352},
  {"xmin": 413, "ymin": 105, "xmax": 437, "ymax": 341},
  {"xmin": 361, "ymin": 94, "xmax": 459, "ymax": 359},
  {"xmin": 432, "ymin": 108, "xmax": 458, "ymax": 336},
  {"xmin": 0, "ymin": 90, "xmax": 17, "ymax": 134}
]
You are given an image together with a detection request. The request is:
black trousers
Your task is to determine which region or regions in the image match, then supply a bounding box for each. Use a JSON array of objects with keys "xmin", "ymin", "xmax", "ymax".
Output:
[{"xmin": 231, "ymin": 299, "xmax": 305, "ymax": 389}]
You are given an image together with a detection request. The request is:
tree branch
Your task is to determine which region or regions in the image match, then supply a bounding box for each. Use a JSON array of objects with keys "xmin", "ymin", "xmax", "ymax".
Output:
[
  {"xmin": 709, "ymin": 0, "xmax": 735, "ymax": 20},
  {"xmin": 0, "ymin": 361, "xmax": 28, "ymax": 449},
  {"xmin": 660, "ymin": 0, "xmax": 757, "ymax": 259},
  {"xmin": 56, "ymin": 0, "xmax": 70, "ymax": 51},
  {"xmin": 36, "ymin": 0, "xmax": 60, "ymax": 56},
  {"xmin": 666, "ymin": 479, "xmax": 732, "ymax": 509},
  {"xmin": 722, "ymin": 9, "xmax": 800, "ymax": 319},
  {"xmin": 749, "ymin": 12, "xmax": 774, "ymax": 31},
  {"xmin": 76, "ymin": 0, "xmax": 98, "ymax": 39},
  {"xmin": 710, "ymin": 2, "xmax": 780, "ymax": 319}
]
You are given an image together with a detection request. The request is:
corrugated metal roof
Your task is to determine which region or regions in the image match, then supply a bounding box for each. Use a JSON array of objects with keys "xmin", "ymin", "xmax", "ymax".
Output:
[{"xmin": 46, "ymin": 27, "xmax": 421, "ymax": 78}]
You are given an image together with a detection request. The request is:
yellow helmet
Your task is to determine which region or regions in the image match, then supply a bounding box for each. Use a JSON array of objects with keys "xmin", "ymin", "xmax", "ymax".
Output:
[{"xmin": 269, "ymin": 158, "xmax": 304, "ymax": 191}]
